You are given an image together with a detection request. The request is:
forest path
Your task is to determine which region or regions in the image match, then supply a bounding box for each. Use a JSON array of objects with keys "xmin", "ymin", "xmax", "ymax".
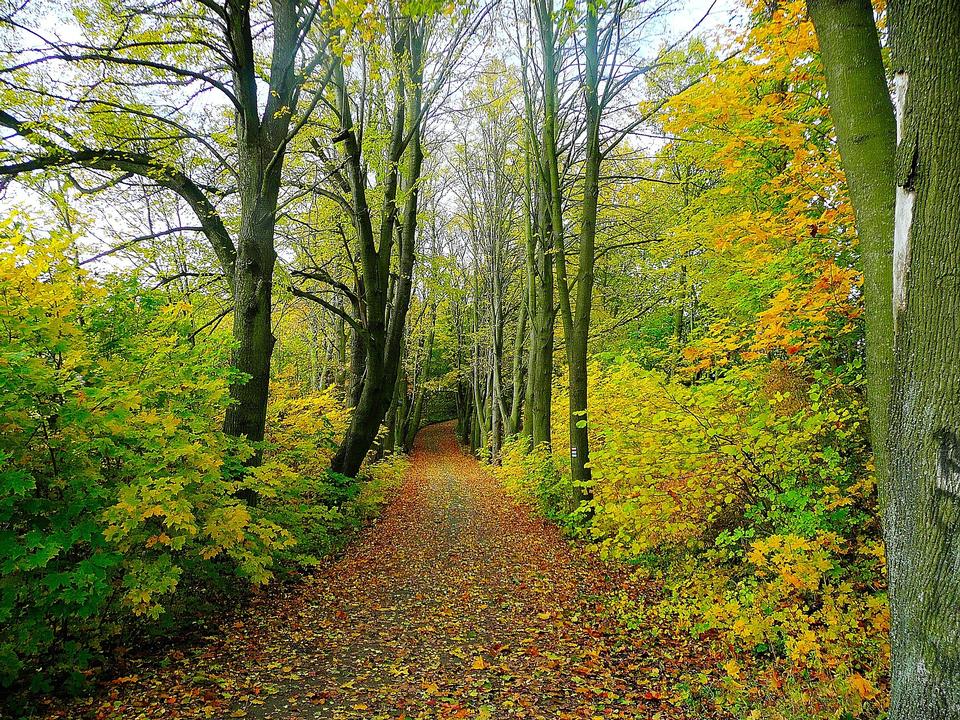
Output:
[
  {"xmin": 45, "ymin": 422, "xmax": 722, "ymax": 720},
  {"xmin": 244, "ymin": 421, "xmax": 638, "ymax": 720}
]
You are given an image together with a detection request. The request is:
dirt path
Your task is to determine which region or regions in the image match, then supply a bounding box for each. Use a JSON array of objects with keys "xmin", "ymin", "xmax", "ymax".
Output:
[{"xmin": 43, "ymin": 423, "xmax": 723, "ymax": 720}]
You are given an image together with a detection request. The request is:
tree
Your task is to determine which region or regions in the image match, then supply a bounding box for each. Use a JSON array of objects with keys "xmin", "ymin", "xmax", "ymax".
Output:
[
  {"xmin": 451, "ymin": 63, "xmax": 525, "ymax": 457},
  {"xmin": 0, "ymin": 0, "xmax": 329, "ymax": 477},
  {"xmin": 529, "ymin": 0, "xmax": 670, "ymax": 502},
  {"xmin": 807, "ymin": 0, "xmax": 895, "ymax": 499},
  {"xmin": 294, "ymin": 1, "xmax": 484, "ymax": 476},
  {"xmin": 507, "ymin": 0, "xmax": 557, "ymax": 450},
  {"xmin": 883, "ymin": 3, "xmax": 960, "ymax": 716},
  {"xmin": 810, "ymin": 1, "xmax": 960, "ymax": 716}
]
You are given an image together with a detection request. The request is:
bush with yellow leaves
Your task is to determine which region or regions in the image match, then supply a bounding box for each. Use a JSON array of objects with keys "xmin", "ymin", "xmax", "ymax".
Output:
[
  {"xmin": 498, "ymin": 354, "xmax": 888, "ymax": 717},
  {"xmin": 262, "ymin": 378, "xmax": 407, "ymax": 567},
  {"xmin": 0, "ymin": 221, "xmax": 292, "ymax": 692},
  {"xmin": 495, "ymin": 436, "xmax": 575, "ymax": 527}
]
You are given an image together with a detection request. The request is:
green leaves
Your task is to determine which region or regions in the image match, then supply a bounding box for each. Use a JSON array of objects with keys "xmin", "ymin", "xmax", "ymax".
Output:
[{"xmin": 0, "ymin": 221, "xmax": 286, "ymax": 693}]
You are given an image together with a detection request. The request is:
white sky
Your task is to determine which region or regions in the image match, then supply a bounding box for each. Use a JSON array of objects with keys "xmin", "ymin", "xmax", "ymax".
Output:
[
  {"xmin": 667, "ymin": 0, "xmax": 745, "ymax": 42},
  {"xmin": 2, "ymin": 0, "xmax": 749, "ymax": 265}
]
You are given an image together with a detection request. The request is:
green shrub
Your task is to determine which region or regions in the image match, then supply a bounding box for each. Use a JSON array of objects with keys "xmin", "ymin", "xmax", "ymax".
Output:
[{"xmin": 0, "ymin": 224, "xmax": 287, "ymax": 694}]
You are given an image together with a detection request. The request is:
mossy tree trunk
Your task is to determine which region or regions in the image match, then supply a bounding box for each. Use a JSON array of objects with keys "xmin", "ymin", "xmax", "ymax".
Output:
[
  {"xmin": 883, "ymin": 3, "xmax": 960, "ymax": 717},
  {"xmin": 813, "ymin": 1, "xmax": 960, "ymax": 715},
  {"xmin": 807, "ymin": 0, "xmax": 895, "ymax": 494}
]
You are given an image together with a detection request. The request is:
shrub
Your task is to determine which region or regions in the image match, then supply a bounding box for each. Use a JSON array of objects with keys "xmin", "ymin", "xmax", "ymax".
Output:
[
  {"xmin": 498, "ymin": 354, "xmax": 888, "ymax": 717},
  {"xmin": 496, "ymin": 437, "xmax": 576, "ymax": 527},
  {"xmin": 261, "ymin": 380, "xmax": 407, "ymax": 566},
  {"xmin": 0, "ymin": 222, "xmax": 288, "ymax": 693}
]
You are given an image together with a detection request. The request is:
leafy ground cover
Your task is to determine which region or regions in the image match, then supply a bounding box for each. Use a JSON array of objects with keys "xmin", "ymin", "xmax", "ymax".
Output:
[{"xmin": 29, "ymin": 422, "xmax": 727, "ymax": 720}]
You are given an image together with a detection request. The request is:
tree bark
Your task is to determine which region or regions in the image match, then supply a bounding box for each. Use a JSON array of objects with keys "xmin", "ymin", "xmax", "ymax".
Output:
[
  {"xmin": 526, "ymin": 200, "xmax": 555, "ymax": 448},
  {"xmin": 881, "ymin": 4, "xmax": 960, "ymax": 717},
  {"xmin": 507, "ymin": 291, "xmax": 528, "ymax": 436},
  {"xmin": 807, "ymin": 0, "xmax": 895, "ymax": 496},
  {"xmin": 536, "ymin": 0, "xmax": 598, "ymax": 501},
  {"xmin": 222, "ymin": 0, "xmax": 301, "ymax": 493},
  {"xmin": 329, "ymin": 25, "xmax": 427, "ymax": 476},
  {"xmin": 403, "ymin": 305, "xmax": 436, "ymax": 452}
]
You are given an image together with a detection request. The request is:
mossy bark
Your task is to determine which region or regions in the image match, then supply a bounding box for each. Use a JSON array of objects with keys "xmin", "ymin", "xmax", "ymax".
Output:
[
  {"xmin": 883, "ymin": 3, "xmax": 960, "ymax": 716},
  {"xmin": 807, "ymin": 0, "xmax": 895, "ymax": 496}
]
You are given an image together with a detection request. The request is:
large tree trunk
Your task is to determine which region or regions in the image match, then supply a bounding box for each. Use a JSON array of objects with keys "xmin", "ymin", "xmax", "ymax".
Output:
[
  {"xmin": 536, "ymin": 0, "xmax": 598, "ymax": 499},
  {"xmin": 348, "ymin": 321, "xmax": 367, "ymax": 407},
  {"xmin": 535, "ymin": 0, "xmax": 564, "ymax": 458},
  {"xmin": 335, "ymin": 316, "xmax": 389, "ymax": 474},
  {"xmin": 882, "ymin": 4, "xmax": 960, "ymax": 717},
  {"xmin": 807, "ymin": 0, "xmax": 895, "ymax": 493},
  {"xmin": 220, "ymin": 0, "xmax": 301, "ymax": 496},
  {"xmin": 222, "ymin": 214, "xmax": 276, "ymax": 461},
  {"xmin": 223, "ymin": 148, "xmax": 285, "ymax": 487}
]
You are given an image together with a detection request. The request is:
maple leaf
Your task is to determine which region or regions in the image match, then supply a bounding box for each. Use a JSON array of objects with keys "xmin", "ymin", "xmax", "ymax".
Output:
[
  {"xmin": 848, "ymin": 673, "xmax": 878, "ymax": 700},
  {"xmin": 723, "ymin": 659, "xmax": 742, "ymax": 680}
]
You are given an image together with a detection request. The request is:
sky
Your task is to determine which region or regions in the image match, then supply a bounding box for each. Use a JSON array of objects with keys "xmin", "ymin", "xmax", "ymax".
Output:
[
  {"xmin": 667, "ymin": 0, "xmax": 745, "ymax": 43},
  {"xmin": 2, "ymin": 0, "xmax": 750, "ymax": 267}
]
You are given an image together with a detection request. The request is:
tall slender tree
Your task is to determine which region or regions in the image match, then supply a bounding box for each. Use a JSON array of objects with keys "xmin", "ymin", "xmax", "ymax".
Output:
[{"xmin": 807, "ymin": 0, "xmax": 895, "ymax": 496}]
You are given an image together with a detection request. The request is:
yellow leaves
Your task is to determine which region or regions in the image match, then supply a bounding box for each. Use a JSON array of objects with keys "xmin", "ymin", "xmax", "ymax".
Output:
[
  {"xmin": 847, "ymin": 673, "xmax": 879, "ymax": 700},
  {"xmin": 470, "ymin": 657, "xmax": 486, "ymax": 670},
  {"xmin": 789, "ymin": 629, "xmax": 818, "ymax": 661},
  {"xmin": 747, "ymin": 544, "xmax": 767, "ymax": 568},
  {"xmin": 145, "ymin": 533, "xmax": 172, "ymax": 548},
  {"xmin": 782, "ymin": 571, "xmax": 803, "ymax": 589},
  {"xmin": 722, "ymin": 659, "xmax": 742, "ymax": 680}
]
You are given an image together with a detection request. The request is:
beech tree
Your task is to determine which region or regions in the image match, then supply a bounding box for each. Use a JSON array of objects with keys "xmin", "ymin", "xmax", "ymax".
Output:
[
  {"xmin": 525, "ymin": 0, "xmax": 675, "ymax": 499},
  {"xmin": 452, "ymin": 65, "xmax": 525, "ymax": 458},
  {"xmin": 807, "ymin": 0, "xmax": 895, "ymax": 498},
  {"xmin": 290, "ymin": 1, "xmax": 484, "ymax": 476}
]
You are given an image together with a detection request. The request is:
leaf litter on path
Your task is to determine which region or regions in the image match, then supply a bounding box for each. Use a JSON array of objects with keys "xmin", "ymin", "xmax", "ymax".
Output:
[{"xmin": 37, "ymin": 422, "xmax": 728, "ymax": 720}]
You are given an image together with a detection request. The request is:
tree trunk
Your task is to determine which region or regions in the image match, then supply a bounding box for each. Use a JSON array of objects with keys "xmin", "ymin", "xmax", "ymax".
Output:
[
  {"xmin": 383, "ymin": 373, "xmax": 402, "ymax": 456},
  {"xmin": 507, "ymin": 291, "xmax": 528, "ymax": 436},
  {"xmin": 220, "ymin": 0, "xmax": 300, "ymax": 492},
  {"xmin": 223, "ymin": 159, "xmax": 283, "ymax": 493},
  {"xmin": 222, "ymin": 221, "xmax": 276, "ymax": 458},
  {"xmin": 403, "ymin": 306, "xmax": 436, "ymax": 452},
  {"xmin": 527, "ymin": 210, "xmax": 555, "ymax": 448},
  {"xmin": 882, "ymin": 4, "xmax": 960, "ymax": 717},
  {"xmin": 348, "ymin": 322, "xmax": 366, "ymax": 407},
  {"xmin": 807, "ymin": 0, "xmax": 896, "ymax": 495},
  {"xmin": 329, "ymin": 28, "xmax": 426, "ymax": 477},
  {"xmin": 566, "ymin": 2, "xmax": 600, "ymax": 504},
  {"xmin": 536, "ymin": 0, "xmax": 598, "ymax": 501}
]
